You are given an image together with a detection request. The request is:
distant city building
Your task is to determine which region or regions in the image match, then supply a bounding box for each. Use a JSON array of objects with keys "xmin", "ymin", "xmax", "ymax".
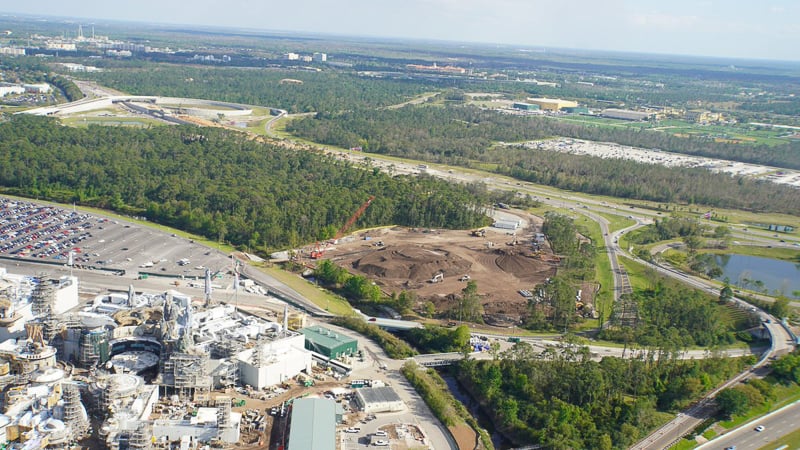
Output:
[
  {"xmin": 600, "ymin": 108, "xmax": 655, "ymax": 121},
  {"xmin": 285, "ymin": 52, "xmax": 300, "ymax": 60},
  {"xmin": 406, "ymin": 62, "xmax": 467, "ymax": 74},
  {"xmin": 45, "ymin": 41, "xmax": 76, "ymax": 51},
  {"xmin": 58, "ymin": 63, "xmax": 102, "ymax": 73},
  {"xmin": 562, "ymin": 106, "xmax": 590, "ymax": 114},
  {"xmin": 106, "ymin": 49, "xmax": 132, "ymax": 57},
  {"xmin": 512, "ymin": 102, "xmax": 540, "ymax": 111},
  {"xmin": 0, "ymin": 84, "xmax": 25, "ymax": 97},
  {"xmin": 23, "ymin": 83, "xmax": 52, "ymax": 94},
  {"xmin": 527, "ymin": 97, "xmax": 578, "ymax": 111},
  {"xmin": 0, "ymin": 47, "xmax": 24, "ymax": 56},
  {"xmin": 685, "ymin": 109, "xmax": 722, "ymax": 124},
  {"xmin": 519, "ymin": 79, "xmax": 560, "ymax": 87},
  {"xmin": 97, "ymin": 42, "xmax": 146, "ymax": 53},
  {"xmin": 313, "ymin": 52, "xmax": 327, "ymax": 62}
]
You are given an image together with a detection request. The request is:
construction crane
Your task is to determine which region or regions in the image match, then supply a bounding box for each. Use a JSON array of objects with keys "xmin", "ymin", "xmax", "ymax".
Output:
[
  {"xmin": 335, "ymin": 195, "xmax": 375, "ymax": 241},
  {"xmin": 311, "ymin": 195, "xmax": 375, "ymax": 259}
]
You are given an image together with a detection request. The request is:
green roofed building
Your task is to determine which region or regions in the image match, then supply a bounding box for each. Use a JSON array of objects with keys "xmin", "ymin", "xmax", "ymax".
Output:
[
  {"xmin": 300, "ymin": 326, "xmax": 358, "ymax": 358},
  {"xmin": 288, "ymin": 398, "xmax": 336, "ymax": 450},
  {"xmin": 562, "ymin": 106, "xmax": 590, "ymax": 114},
  {"xmin": 512, "ymin": 102, "xmax": 540, "ymax": 111}
]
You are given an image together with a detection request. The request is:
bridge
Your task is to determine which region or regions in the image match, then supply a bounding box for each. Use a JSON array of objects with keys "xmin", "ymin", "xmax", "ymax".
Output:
[{"xmin": 353, "ymin": 309, "xmax": 422, "ymax": 331}]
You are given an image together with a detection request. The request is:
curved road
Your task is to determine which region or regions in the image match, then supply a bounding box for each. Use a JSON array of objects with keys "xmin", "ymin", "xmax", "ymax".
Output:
[{"xmin": 23, "ymin": 86, "xmax": 799, "ymax": 449}]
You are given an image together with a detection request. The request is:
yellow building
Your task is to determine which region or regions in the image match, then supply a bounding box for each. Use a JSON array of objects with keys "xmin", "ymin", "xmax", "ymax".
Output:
[
  {"xmin": 527, "ymin": 98, "xmax": 578, "ymax": 111},
  {"xmin": 685, "ymin": 110, "xmax": 722, "ymax": 124}
]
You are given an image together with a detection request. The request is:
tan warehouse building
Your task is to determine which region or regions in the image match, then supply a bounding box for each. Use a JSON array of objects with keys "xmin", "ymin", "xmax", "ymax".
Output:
[{"xmin": 527, "ymin": 97, "xmax": 578, "ymax": 111}]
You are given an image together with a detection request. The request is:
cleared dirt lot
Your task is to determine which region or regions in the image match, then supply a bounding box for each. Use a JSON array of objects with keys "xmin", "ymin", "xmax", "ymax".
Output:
[{"xmin": 325, "ymin": 211, "xmax": 557, "ymax": 323}]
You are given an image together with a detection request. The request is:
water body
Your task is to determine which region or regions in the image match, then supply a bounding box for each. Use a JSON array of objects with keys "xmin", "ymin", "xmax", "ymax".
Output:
[
  {"xmin": 439, "ymin": 371, "xmax": 513, "ymax": 449},
  {"xmin": 713, "ymin": 254, "xmax": 800, "ymax": 296}
]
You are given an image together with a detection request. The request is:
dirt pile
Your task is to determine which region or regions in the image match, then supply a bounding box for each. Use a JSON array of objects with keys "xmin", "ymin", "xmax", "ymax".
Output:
[
  {"xmin": 325, "ymin": 216, "xmax": 568, "ymax": 323},
  {"xmin": 353, "ymin": 246, "xmax": 472, "ymax": 282}
]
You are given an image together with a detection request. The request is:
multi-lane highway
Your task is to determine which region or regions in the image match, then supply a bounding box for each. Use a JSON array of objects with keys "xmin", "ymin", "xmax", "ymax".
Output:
[
  {"xmin": 697, "ymin": 400, "xmax": 800, "ymax": 450},
  {"xmin": 15, "ymin": 85, "xmax": 800, "ymax": 449}
]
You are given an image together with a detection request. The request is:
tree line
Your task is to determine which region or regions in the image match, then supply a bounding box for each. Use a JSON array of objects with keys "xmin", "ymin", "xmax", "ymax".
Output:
[
  {"xmin": 0, "ymin": 115, "xmax": 489, "ymax": 252},
  {"xmin": 287, "ymin": 105, "xmax": 800, "ymax": 214},
  {"xmin": 289, "ymin": 105, "xmax": 800, "ymax": 170},
  {"xmin": 457, "ymin": 339, "xmax": 752, "ymax": 449},
  {"xmin": 600, "ymin": 282, "xmax": 759, "ymax": 347},
  {"xmin": 83, "ymin": 65, "xmax": 429, "ymax": 113}
]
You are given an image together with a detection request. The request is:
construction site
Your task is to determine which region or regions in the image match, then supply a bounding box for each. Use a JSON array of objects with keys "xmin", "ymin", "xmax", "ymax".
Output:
[{"xmin": 320, "ymin": 210, "xmax": 562, "ymax": 325}]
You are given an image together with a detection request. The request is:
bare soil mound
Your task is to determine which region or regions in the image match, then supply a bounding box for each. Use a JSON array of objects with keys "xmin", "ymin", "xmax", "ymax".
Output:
[
  {"xmin": 495, "ymin": 250, "xmax": 545, "ymax": 281},
  {"xmin": 353, "ymin": 246, "xmax": 472, "ymax": 282}
]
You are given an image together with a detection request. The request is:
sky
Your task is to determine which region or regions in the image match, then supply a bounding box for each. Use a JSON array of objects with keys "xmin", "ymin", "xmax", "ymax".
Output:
[{"xmin": 4, "ymin": 0, "xmax": 800, "ymax": 61}]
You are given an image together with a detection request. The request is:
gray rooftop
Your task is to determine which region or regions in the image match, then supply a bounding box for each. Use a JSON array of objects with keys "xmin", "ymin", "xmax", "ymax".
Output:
[
  {"xmin": 288, "ymin": 398, "xmax": 336, "ymax": 450},
  {"xmin": 357, "ymin": 386, "xmax": 402, "ymax": 405}
]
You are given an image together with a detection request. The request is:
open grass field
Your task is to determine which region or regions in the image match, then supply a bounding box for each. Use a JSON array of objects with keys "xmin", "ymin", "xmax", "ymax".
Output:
[
  {"xmin": 259, "ymin": 265, "xmax": 355, "ymax": 316},
  {"xmin": 597, "ymin": 212, "xmax": 637, "ymax": 233},
  {"xmin": 621, "ymin": 257, "xmax": 665, "ymax": 292}
]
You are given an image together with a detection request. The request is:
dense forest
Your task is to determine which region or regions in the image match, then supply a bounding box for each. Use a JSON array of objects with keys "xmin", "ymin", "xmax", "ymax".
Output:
[
  {"xmin": 0, "ymin": 115, "xmax": 489, "ymax": 250},
  {"xmin": 288, "ymin": 106, "xmax": 800, "ymax": 214},
  {"xmin": 288, "ymin": 105, "xmax": 800, "ymax": 170},
  {"xmin": 600, "ymin": 283, "xmax": 758, "ymax": 347},
  {"xmin": 84, "ymin": 66, "xmax": 429, "ymax": 113},
  {"xmin": 457, "ymin": 342, "xmax": 751, "ymax": 449}
]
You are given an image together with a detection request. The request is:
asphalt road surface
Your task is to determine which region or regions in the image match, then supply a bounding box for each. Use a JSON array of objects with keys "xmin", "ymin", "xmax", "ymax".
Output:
[{"xmin": 697, "ymin": 400, "xmax": 800, "ymax": 449}]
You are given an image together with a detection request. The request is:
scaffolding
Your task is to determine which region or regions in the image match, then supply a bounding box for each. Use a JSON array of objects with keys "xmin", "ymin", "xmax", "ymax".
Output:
[
  {"xmin": 31, "ymin": 277, "xmax": 62, "ymax": 342},
  {"xmin": 211, "ymin": 359, "xmax": 239, "ymax": 389},
  {"xmin": 30, "ymin": 276, "xmax": 55, "ymax": 317},
  {"xmin": 216, "ymin": 396, "xmax": 232, "ymax": 437},
  {"xmin": 78, "ymin": 328, "xmax": 109, "ymax": 367},
  {"xmin": 209, "ymin": 339, "xmax": 244, "ymax": 359},
  {"xmin": 128, "ymin": 422, "xmax": 152, "ymax": 450},
  {"xmin": 62, "ymin": 384, "xmax": 90, "ymax": 440},
  {"xmin": 161, "ymin": 352, "xmax": 211, "ymax": 398}
]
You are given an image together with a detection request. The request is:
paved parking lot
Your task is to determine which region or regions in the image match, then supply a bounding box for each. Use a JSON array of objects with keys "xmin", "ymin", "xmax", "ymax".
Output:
[{"xmin": 0, "ymin": 197, "xmax": 233, "ymax": 279}]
